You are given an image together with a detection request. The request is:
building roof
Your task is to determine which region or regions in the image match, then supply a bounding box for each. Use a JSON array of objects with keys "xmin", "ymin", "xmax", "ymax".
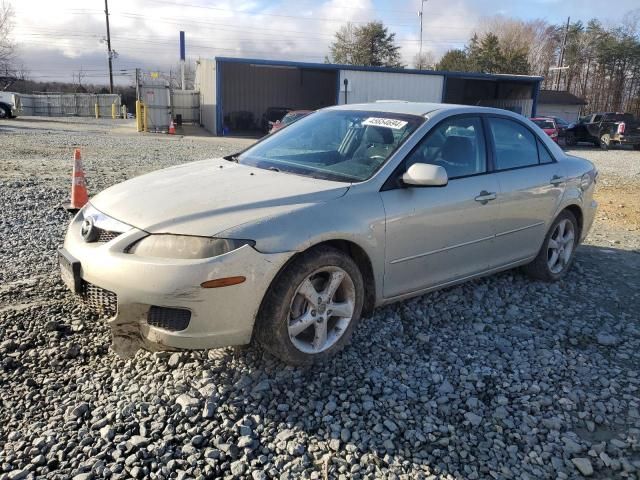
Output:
[
  {"xmin": 538, "ymin": 90, "xmax": 587, "ymax": 105},
  {"xmin": 214, "ymin": 56, "xmax": 543, "ymax": 84}
]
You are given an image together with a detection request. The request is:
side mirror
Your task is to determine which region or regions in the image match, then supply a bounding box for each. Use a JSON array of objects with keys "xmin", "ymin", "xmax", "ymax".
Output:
[{"xmin": 402, "ymin": 163, "xmax": 448, "ymax": 187}]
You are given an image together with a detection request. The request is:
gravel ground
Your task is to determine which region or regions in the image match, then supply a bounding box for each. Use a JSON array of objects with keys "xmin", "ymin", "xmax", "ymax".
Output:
[{"xmin": 1, "ymin": 117, "xmax": 640, "ymax": 480}]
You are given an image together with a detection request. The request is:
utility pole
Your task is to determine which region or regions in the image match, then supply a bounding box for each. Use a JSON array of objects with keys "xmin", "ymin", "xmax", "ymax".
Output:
[
  {"xmin": 555, "ymin": 16, "xmax": 570, "ymax": 91},
  {"xmin": 418, "ymin": 0, "xmax": 427, "ymax": 67},
  {"xmin": 104, "ymin": 0, "xmax": 114, "ymax": 93}
]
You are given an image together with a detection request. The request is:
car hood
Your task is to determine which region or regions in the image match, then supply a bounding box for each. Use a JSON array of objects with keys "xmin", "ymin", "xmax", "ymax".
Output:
[{"xmin": 90, "ymin": 158, "xmax": 350, "ymax": 236}]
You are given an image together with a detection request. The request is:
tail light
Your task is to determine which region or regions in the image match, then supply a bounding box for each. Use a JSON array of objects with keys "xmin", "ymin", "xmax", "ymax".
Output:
[
  {"xmin": 550, "ymin": 131, "xmax": 558, "ymax": 138},
  {"xmin": 617, "ymin": 122, "xmax": 626, "ymax": 135}
]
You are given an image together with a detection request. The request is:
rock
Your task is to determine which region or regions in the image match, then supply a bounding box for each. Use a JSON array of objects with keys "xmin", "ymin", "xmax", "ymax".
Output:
[
  {"xmin": 167, "ymin": 352, "xmax": 181, "ymax": 368},
  {"xmin": 176, "ymin": 394, "xmax": 200, "ymax": 409},
  {"xmin": 230, "ymin": 460, "xmax": 247, "ymax": 476},
  {"xmin": 127, "ymin": 435, "xmax": 150, "ymax": 449},
  {"xmin": 438, "ymin": 380, "xmax": 454, "ymax": 395},
  {"xmin": 329, "ymin": 439, "xmax": 341, "ymax": 451},
  {"xmin": 383, "ymin": 419, "xmax": 398, "ymax": 432},
  {"xmin": 237, "ymin": 435, "xmax": 253, "ymax": 448},
  {"xmin": 571, "ymin": 458, "xmax": 593, "ymax": 476},
  {"xmin": 7, "ymin": 469, "xmax": 29, "ymax": 480},
  {"xmin": 276, "ymin": 429, "xmax": 295, "ymax": 442},
  {"xmin": 99, "ymin": 426, "xmax": 114, "ymax": 441},
  {"xmin": 596, "ymin": 333, "xmax": 620, "ymax": 346},
  {"xmin": 464, "ymin": 412, "xmax": 483, "ymax": 427}
]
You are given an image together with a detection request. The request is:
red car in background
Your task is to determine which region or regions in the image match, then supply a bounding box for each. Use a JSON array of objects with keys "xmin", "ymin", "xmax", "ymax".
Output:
[
  {"xmin": 269, "ymin": 110, "xmax": 313, "ymax": 133},
  {"xmin": 531, "ymin": 117, "xmax": 560, "ymax": 143}
]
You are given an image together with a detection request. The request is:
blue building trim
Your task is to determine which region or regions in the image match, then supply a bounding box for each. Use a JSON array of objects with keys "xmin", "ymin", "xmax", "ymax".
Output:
[
  {"xmin": 215, "ymin": 59, "xmax": 222, "ymax": 136},
  {"xmin": 214, "ymin": 56, "xmax": 543, "ymax": 84}
]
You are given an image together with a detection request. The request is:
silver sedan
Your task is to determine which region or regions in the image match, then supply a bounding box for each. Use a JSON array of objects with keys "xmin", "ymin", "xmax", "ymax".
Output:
[{"xmin": 59, "ymin": 102, "xmax": 598, "ymax": 364}]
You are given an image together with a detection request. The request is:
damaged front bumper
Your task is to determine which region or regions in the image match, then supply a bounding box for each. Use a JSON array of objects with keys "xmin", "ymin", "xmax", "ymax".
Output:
[{"xmin": 61, "ymin": 212, "xmax": 291, "ymax": 358}]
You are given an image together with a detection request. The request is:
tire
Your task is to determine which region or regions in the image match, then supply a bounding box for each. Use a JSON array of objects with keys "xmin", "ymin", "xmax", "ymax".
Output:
[
  {"xmin": 600, "ymin": 133, "xmax": 611, "ymax": 150},
  {"xmin": 565, "ymin": 132, "xmax": 577, "ymax": 146},
  {"xmin": 255, "ymin": 246, "xmax": 364, "ymax": 365},
  {"xmin": 633, "ymin": 144, "xmax": 640, "ymax": 151},
  {"xmin": 523, "ymin": 210, "xmax": 579, "ymax": 282},
  {"xmin": 0, "ymin": 105, "xmax": 7, "ymax": 119}
]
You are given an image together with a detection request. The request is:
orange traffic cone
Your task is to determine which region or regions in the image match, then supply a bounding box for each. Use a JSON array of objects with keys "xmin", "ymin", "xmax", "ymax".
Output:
[
  {"xmin": 168, "ymin": 120, "xmax": 176, "ymax": 135},
  {"xmin": 65, "ymin": 148, "xmax": 89, "ymax": 212}
]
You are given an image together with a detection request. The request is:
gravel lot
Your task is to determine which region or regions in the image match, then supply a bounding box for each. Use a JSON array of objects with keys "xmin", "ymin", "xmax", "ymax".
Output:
[{"xmin": 1, "ymin": 117, "xmax": 640, "ymax": 480}]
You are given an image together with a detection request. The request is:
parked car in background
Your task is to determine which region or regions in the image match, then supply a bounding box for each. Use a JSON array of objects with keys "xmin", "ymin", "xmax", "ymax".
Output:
[
  {"xmin": 269, "ymin": 110, "xmax": 313, "ymax": 133},
  {"xmin": 261, "ymin": 106, "xmax": 291, "ymax": 133},
  {"xmin": 551, "ymin": 116, "xmax": 570, "ymax": 138},
  {"xmin": 0, "ymin": 92, "xmax": 20, "ymax": 118},
  {"xmin": 531, "ymin": 117, "xmax": 559, "ymax": 143},
  {"xmin": 59, "ymin": 102, "xmax": 598, "ymax": 365},
  {"xmin": 565, "ymin": 112, "xmax": 640, "ymax": 150}
]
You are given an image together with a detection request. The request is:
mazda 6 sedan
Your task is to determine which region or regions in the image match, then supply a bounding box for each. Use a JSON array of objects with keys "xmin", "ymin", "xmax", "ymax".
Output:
[{"xmin": 60, "ymin": 102, "xmax": 598, "ymax": 365}]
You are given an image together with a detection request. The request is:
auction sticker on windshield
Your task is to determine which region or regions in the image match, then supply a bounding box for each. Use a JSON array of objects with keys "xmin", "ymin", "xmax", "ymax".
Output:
[{"xmin": 362, "ymin": 117, "xmax": 408, "ymax": 129}]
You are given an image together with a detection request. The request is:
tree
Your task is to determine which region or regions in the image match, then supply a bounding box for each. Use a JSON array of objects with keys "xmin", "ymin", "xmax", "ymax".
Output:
[
  {"xmin": 466, "ymin": 32, "xmax": 529, "ymax": 74},
  {"xmin": 0, "ymin": 0, "xmax": 14, "ymax": 75},
  {"xmin": 413, "ymin": 51, "xmax": 435, "ymax": 70},
  {"xmin": 436, "ymin": 49, "xmax": 469, "ymax": 72},
  {"xmin": 329, "ymin": 21, "xmax": 402, "ymax": 68}
]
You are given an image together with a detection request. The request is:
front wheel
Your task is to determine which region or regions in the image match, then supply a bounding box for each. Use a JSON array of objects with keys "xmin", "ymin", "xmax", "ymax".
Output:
[
  {"xmin": 255, "ymin": 246, "xmax": 364, "ymax": 365},
  {"xmin": 523, "ymin": 211, "xmax": 578, "ymax": 282},
  {"xmin": 565, "ymin": 132, "xmax": 577, "ymax": 146}
]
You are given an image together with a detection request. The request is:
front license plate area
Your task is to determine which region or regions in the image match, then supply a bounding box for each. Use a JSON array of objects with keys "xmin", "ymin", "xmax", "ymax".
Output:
[{"xmin": 58, "ymin": 248, "xmax": 82, "ymax": 294}]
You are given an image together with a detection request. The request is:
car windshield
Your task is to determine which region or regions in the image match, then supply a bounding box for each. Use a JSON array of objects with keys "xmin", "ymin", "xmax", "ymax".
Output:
[
  {"xmin": 238, "ymin": 110, "xmax": 424, "ymax": 182},
  {"xmin": 532, "ymin": 119, "xmax": 555, "ymax": 129}
]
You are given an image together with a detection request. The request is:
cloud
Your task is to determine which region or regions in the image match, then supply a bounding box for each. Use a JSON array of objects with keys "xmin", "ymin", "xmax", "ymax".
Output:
[{"xmin": 10, "ymin": 0, "xmax": 636, "ymax": 84}]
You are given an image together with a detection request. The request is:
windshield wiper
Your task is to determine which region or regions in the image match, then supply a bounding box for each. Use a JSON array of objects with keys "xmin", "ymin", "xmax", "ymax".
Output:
[
  {"xmin": 268, "ymin": 166, "xmax": 281, "ymax": 172},
  {"xmin": 224, "ymin": 154, "xmax": 239, "ymax": 163}
]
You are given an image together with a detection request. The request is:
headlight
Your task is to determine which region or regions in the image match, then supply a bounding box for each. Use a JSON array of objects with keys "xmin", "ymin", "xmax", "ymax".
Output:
[
  {"xmin": 82, "ymin": 204, "xmax": 131, "ymax": 233},
  {"xmin": 127, "ymin": 235, "xmax": 254, "ymax": 259}
]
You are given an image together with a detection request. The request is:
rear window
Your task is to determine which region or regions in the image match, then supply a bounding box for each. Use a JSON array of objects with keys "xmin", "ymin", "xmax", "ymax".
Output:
[
  {"xmin": 604, "ymin": 113, "xmax": 635, "ymax": 123},
  {"xmin": 532, "ymin": 119, "xmax": 555, "ymax": 129}
]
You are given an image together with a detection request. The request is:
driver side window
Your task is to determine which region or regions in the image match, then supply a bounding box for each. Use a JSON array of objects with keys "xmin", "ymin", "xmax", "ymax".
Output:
[{"xmin": 405, "ymin": 116, "xmax": 487, "ymax": 179}]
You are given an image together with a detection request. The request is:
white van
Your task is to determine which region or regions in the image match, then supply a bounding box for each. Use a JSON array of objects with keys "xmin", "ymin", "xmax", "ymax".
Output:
[{"xmin": 0, "ymin": 91, "xmax": 20, "ymax": 118}]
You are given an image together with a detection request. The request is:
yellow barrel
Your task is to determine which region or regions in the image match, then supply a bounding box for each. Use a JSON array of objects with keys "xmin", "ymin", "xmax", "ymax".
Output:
[
  {"xmin": 94, "ymin": 103, "xmax": 99, "ymax": 119},
  {"xmin": 111, "ymin": 103, "xmax": 116, "ymax": 119}
]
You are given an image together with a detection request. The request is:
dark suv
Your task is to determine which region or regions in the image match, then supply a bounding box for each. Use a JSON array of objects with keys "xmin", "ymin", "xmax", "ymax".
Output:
[{"xmin": 565, "ymin": 112, "xmax": 640, "ymax": 150}]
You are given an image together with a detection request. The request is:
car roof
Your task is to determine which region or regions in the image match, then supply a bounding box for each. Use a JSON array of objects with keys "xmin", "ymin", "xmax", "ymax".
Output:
[{"xmin": 326, "ymin": 101, "xmax": 532, "ymax": 119}]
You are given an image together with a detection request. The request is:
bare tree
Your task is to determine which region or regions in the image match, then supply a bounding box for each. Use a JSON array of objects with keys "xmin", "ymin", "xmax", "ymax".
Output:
[
  {"xmin": 413, "ymin": 51, "xmax": 435, "ymax": 70},
  {"xmin": 0, "ymin": 0, "xmax": 15, "ymax": 75}
]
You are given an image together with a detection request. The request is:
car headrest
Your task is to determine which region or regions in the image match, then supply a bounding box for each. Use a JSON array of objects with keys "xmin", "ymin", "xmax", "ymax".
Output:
[
  {"xmin": 441, "ymin": 136, "xmax": 473, "ymax": 161},
  {"xmin": 364, "ymin": 126, "xmax": 394, "ymax": 145}
]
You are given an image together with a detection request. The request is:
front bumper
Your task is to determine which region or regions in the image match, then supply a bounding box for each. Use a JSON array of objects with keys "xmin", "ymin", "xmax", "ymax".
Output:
[
  {"xmin": 581, "ymin": 199, "xmax": 598, "ymax": 242},
  {"xmin": 61, "ymin": 211, "xmax": 291, "ymax": 357}
]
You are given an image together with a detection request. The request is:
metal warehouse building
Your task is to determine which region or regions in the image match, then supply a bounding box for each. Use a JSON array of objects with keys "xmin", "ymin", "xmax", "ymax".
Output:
[{"xmin": 195, "ymin": 57, "xmax": 542, "ymax": 136}]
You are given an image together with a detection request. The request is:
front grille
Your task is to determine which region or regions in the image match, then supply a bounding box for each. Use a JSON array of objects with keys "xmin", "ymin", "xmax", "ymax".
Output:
[
  {"xmin": 147, "ymin": 306, "xmax": 191, "ymax": 331},
  {"xmin": 81, "ymin": 282, "xmax": 118, "ymax": 317},
  {"xmin": 95, "ymin": 228, "xmax": 120, "ymax": 243}
]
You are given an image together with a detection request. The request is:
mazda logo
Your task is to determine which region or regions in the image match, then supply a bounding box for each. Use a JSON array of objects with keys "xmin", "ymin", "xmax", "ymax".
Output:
[{"xmin": 81, "ymin": 217, "xmax": 98, "ymax": 242}]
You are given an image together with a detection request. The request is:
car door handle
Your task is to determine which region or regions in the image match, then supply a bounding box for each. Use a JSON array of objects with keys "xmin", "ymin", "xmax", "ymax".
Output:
[
  {"xmin": 474, "ymin": 191, "xmax": 497, "ymax": 204},
  {"xmin": 550, "ymin": 175, "xmax": 566, "ymax": 186}
]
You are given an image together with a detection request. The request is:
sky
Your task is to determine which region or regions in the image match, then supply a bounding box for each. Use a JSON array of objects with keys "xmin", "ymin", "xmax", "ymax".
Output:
[{"xmin": 10, "ymin": 0, "xmax": 639, "ymax": 86}]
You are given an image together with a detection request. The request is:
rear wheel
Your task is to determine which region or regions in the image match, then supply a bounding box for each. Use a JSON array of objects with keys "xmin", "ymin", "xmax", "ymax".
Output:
[
  {"xmin": 600, "ymin": 133, "xmax": 611, "ymax": 150},
  {"xmin": 524, "ymin": 210, "xmax": 578, "ymax": 282},
  {"xmin": 255, "ymin": 246, "xmax": 364, "ymax": 365},
  {"xmin": 0, "ymin": 105, "xmax": 7, "ymax": 119}
]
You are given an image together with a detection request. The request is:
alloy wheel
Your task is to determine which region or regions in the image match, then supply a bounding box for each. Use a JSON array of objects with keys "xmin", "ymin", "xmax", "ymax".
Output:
[
  {"xmin": 288, "ymin": 266, "xmax": 355, "ymax": 354},
  {"xmin": 547, "ymin": 219, "xmax": 575, "ymax": 274}
]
